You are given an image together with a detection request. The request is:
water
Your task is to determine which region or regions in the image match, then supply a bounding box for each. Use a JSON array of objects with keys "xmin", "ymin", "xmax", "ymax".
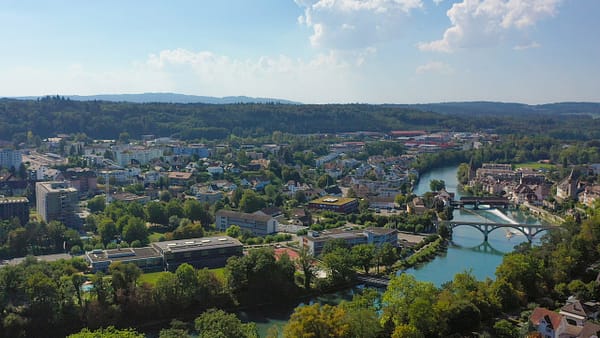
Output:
[
  {"xmin": 250, "ymin": 165, "xmax": 547, "ymax": 334},
  {"xmin": 406, "ymin": 165, "xmax": 543, "ymax": 286}
]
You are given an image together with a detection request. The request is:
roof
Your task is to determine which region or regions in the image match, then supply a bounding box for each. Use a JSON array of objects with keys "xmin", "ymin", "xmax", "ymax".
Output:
[
  {"xmin": 561, "ymin": 300, "xmax": 599, "ymax": 319},
  {"xmin": 216, "ymin": 209, "xmax": 273, "ymax": 222},
  {"xmin": 86, "ymin": 247, "xmax": 161, "ymax": 263},
  {"xmin": 530, "ymin": 307, "xmax": 562, "ymax": 331},
  {"xmin": 578, "ymin": 321, "xmax": 600, "ymax": 337},
  {"xmin": 309, "ymin": 196, "xmax": 357, "ymax": 206},
  {"xmin": 152, "ymin": 236, "xmax": 242, "ymax": 253},
  {"xmin": 0, "ymin": 197, "xmax": 29, "ymax": 204},
  {"xmin": 168, "ymin": 172, "xmax": 193, "ymax": 179}
]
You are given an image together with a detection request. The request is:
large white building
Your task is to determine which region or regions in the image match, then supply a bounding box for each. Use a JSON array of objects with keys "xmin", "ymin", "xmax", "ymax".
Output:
[
  {"xmin": 301, "ymin": 227, "xmax": 398, "ymax": 256},
  {"xmin": 36, "ymin": 181, "xmax": 79, "ymax": 227},
  {"xmin": 215, "ymin": 210, "xmax": 277, "ymax": 236},
  {"xmin": 114, "ymin": 147, "xmax": 163, "ymax": 166},
  {"xmin": 0, "ymin": 149, "xmax": 22, "ymax": 170}
]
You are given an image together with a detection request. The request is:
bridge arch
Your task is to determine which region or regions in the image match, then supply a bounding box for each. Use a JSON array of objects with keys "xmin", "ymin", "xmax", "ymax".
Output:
[{"xmin": 443, "ymin": 221, "xmax": 556, "ymax": 242}]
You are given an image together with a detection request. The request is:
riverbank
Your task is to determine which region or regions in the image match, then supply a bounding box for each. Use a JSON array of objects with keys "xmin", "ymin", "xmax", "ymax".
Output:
[{"xmin": 394, "ymin": 235, "xmax": 448, "ymax": 271}]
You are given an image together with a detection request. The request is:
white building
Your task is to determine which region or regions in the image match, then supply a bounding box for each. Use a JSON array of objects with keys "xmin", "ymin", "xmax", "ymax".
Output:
[{"xmin": 0, "ymin": 149, "xmax": 22, "ymax": 170}]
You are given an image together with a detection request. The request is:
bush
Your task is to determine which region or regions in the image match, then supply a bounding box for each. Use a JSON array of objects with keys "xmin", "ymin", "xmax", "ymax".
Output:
[{"xmin": 70, "ymin": 245, "xmax": 83, "ymax": 255}]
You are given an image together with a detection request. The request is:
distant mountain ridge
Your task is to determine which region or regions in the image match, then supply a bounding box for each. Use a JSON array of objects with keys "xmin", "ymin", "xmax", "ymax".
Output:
[
  {"xmin": 13, "ymin": 92, "xmax": 301, "ymax": 104},
  {"xmin": 389, "ymin": 101, "xmax": 600, "ymax": 116}
]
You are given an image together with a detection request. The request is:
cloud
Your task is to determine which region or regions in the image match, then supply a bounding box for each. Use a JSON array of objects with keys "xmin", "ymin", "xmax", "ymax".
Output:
[
  {"xmin": 513, "ymin": 41, "xmax": 541, "ymax": 50},
  {"xmin": 415, "ymin": 61, "xmax": 454, "ymax": 74},
  {"xmin": 418, "ymin": 0, "xmax": 561, "ymax": 52},
  {"xmin": 433, "ymin": 0, "xmax": 444, "ymax": 5},
  {"xmin": 296, "ymin": 0, "xmax": 423, "ymax": 49},
  {"xmin": 0, "ymin": 49, "xmax": 376, "ymax": 103}
]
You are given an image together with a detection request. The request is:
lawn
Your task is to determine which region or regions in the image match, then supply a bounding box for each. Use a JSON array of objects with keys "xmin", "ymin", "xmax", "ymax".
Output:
[
  {"xmin": 148, "ymin": 232, "xmax": 165, "ymax": 242},
  {"xmin": 514, "ymin": 162, "xmax": 557, "ymax": 170},
  {"xmin": 138, "ymin": 267, "xmax": 227, "ymax": 286}
]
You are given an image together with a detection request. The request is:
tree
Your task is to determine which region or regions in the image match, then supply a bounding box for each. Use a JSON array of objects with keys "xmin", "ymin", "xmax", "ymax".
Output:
[
  {"xmin": 122, "ymin": 217, "xmax": 148, "ymax": 244},
  {"xmin": 317, "ymin": 174, "xmax": 334, "ymax": 188},
  {"xmin": 239, "ymin": 190, "xmax": 266, "ymax": 213},
  {"xmin": 226, "ymin": 225, "xmax": 242, "ymax": 238},
  {"xmin": 322, "ymin": 247, "xmax": 355, "ymax": 284},
  {"xmin": 296, "ymin": 246, "xmax": 315, "ymax": 289},
  {"xmin": 284, "ymin": 303, "xmax": 350, "ymax": 338},
  {"xmin": 98, "ymin": 218, "xmax": 119, "ymax": 245},
  {"xmin": 381, "ymin": 274, "xmax": 437, "ymax": 329},
  {"xmin": 351, "ymin": 244, "xmax": 376, "ymax": 274},
  {"xmin": 376, "ymin": 242, "xmax": 397, "ymax": 273},
  {"xmin": 194, "ymin": 309, "xmax": 257, "ymax": 338},
  {"xmin": 392, "ymin": 324, "xmax": 424, "ymax": 338},
  {"xmin": 494, "ymin": 319, "xmax": 519, "ymax": 338},
  {"xmin": 146, "ymin": 201, "xmax": 168, "ymax": 225},
  {"xmin": 429, "ymin": 179, "xmax": 446, "ymax": 192},
  {"xmin": 67, "ymin": 326, "xmax": 144, "ymax": 338}
]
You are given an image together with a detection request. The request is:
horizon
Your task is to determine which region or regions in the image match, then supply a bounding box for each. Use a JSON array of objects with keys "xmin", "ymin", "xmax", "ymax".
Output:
[{"xmin": 1, "ymin": 1, "xmax": 599, "ymax": 104}]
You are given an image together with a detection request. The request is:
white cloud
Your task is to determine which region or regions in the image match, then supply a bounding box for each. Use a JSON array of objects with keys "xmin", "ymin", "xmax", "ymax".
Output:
[
  {"xmin": 296, "ymin": 0, "xmax": 423, "ymax": 49},
  {"xmin": 513, "ymin": 41, "xmax": 541, "ymax": 50},
  {"xmin": 0, "ymin": 49, "xmax": 376, "ymax": 103},
  {"xmin": 433, "ymin": 0, "xmax": 444, "ymax": 5},
  {"xmin": 418, "ymin": 0, "xmax": 561, "ymax": 52},
  {"xmin": 415, "ymin": 61, "xmax": 454, "ymax": 74}
]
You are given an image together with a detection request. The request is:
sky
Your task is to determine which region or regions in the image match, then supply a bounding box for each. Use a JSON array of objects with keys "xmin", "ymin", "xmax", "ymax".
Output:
[{"xmin": 1, "ymin": 0, "xmax": 599, "ymax": 104}]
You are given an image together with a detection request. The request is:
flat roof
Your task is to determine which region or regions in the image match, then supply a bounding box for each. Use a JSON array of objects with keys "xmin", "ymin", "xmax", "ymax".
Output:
[
  {"xmin": 152, "ymin": 236, "xmax": 242, "ymax": 253},
  {"xmin": 309, "ymin": 196, "xmax": 358, "ymax": 206},
  {"xmin": 86, "ymin": 247, "xmax": 161, "ymax": 263}
]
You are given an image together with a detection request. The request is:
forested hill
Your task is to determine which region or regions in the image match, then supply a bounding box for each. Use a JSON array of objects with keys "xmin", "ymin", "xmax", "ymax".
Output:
[
  {"xmin": 1, "ymin": 97, "xmax": 600, "ymax": 141},
  {"xmin": 14, "ymin": 92, "xmax": 301, "ymax": 105},
  {"xmin": 389, "ymin": 101, "xmax": 600, "ymax": 117},
  {"xmin": 0, "ymin": 97, "xmax": 461, "ymax": 140}
]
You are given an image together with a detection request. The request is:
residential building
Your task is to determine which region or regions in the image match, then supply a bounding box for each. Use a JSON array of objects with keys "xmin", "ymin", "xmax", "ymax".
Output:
[
  {"xmin": 530, "ymin": 299, "xmax": 600, "ymax": 338},
  {"xmin": 0, "ymin": 148, "xmax": 21, "ymax": 170},
  {"xmin": 0, "ymin": 196, "xmax": 29, "ymax": 225},
  {"xmin": 167, "ymin": 171, "xmax": 194, "ymax": 186},
  {"xmin": 151, "ymin": 236, "xmax": 243, "ymax": 271},
  {"xmin": 301, "ymin": 227, "xmax": 398, "ymax": 256},
  {"xmin": 172, "ymin": 144, "xmax": 210, "ymax": 158},
  {"xmin": 308, "ymin": 196, "xmax": 359, "ymax": 213},
  {"xmin": 35, "ymin": 181, "xmax": 79, "ymax": 227},
  {"xmin": 114, "ymin": 147, "xmax": 162, "ymax": 166},
  {"xmin": 215, "ymin": 210, "xmax": 277, "ymax": 236},
  {"xmin": 63, "ymin": 168, "xmax": 97, "ymax": 197}
]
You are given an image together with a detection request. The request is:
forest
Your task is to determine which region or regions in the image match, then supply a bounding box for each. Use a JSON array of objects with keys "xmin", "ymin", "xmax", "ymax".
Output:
[{"xmin": 2, "ymin": 97, "xmax": 600, "ymax": 141}]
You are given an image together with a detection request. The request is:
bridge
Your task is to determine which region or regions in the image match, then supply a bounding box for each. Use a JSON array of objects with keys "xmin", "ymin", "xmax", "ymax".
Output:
[
  {"xmin": 451, "ymin": 197, "xmax": 510, "ymax": 209},
  {"xmin": 440, "ymin": 221, "xmax": 558, "ymax": 242},
  {"xmin": 356, "ymin": 274, "xmax": 391, "ymax": 287}
]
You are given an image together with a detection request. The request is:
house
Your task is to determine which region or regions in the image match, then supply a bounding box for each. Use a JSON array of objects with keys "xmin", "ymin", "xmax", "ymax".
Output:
[
  {"xmin": 168, "ymin": 171, "xmax": 194, "ymax": 186},
  {"xmin": 581, "ymin": 185, "xmax": 600, "ymax": 207},
  {"xmin": 530, "ymin": 299, "xmax": 600, "ymax": 338},
  {"xmin": 407, "ymin": 197, "xmax": 427, "ymax": 214}
]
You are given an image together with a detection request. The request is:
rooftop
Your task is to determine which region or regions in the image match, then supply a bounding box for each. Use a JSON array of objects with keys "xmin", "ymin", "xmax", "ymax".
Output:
[
  {"xmin": 86, "ymin": 247, "xmax": 161, "ymax": 263},
  {"xmin": 309, "ymin": 196, "xmax": 358, "ymax": 206},
  {"xmin": 0, "ymin": 197, "xmax": 29, "ymax": 204},
  {"xmin": 152, "ymin": 236, "xmax": 242, "ymax": 253}
]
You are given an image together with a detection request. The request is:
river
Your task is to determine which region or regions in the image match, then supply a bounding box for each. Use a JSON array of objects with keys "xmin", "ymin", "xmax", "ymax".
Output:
[{"xmin": 248, "ymin": 165, "xmax": 546, "ymax": 335}]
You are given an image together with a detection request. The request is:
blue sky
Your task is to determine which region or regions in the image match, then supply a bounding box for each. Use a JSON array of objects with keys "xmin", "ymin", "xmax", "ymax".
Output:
[{"xmin": 1, "ymin": 0, "xmax": 599, "ymax": 103}]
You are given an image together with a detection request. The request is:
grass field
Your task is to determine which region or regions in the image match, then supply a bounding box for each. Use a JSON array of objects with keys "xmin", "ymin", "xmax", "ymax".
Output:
[
  {"xmin": 138, "ymin": 267, "xmax": 227, "ymax": 286},
  {"xmin": 514, "ymin": 162, "xmax": 557, "ymax": 170},
  {"xmin": 148, "ymin": 232, "xmax": 165, "ymax": 242}
]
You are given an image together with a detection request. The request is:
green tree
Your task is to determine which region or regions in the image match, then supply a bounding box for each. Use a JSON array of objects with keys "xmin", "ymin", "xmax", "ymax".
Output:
[
  {"xmin": 194, "ymin": 309, "xmax": 257, "ymax": 338},
  {"xmin": 122, "ymin": 217, "xmax": 148, "ymax": 244},
  {"xmin": 67, "ymin": 326, "xmax": 144, "ymax": 338},
  {"xmin": 381, "ymin": 274, "xmax": 437, "ymax": 329},
  {"xmin": 351, "ymin": 244, "xmax": 376, "ymax": 274},
  {"xmin": 146, "ymin": 201, "xmax": 168, "ymax": 225},
  {"xmin": 322, "ymin": 247, "xmax": 355, "ymax": 284},
  {"xmin": 283, "ymin": 303, "xmax": 350, "ymax": 338},
  {"xmin": 226, "ymin": 225, "xmax": 242, "ymax": 238},
  {"xmin": 296, "ymin": 246, "xmax": 315, "ymax": 289},
  {"xmin": 239, "ymin": 190, "xmax": 266, "ymax": 213},
  {"xmin": 429, "ymin": 179, "xmax": 446, "ymax": 192},
  {"xmin": 98, "ymin": 218, "xmax": 119, "ymax": 245}
]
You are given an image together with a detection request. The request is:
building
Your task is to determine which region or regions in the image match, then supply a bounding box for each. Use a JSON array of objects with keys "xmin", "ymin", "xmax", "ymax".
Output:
[
  {"xmin": 114, "ymin": 147, "xmax": 163, "ymax": 166},
  {"xmin": 0, "ymin": 196, "xmax": 29, "ymax": 225},
  {"xmin": 530, "ymin": 298, "xmax": 600, "ymax": 338},
  {"xmin": 151, "ymin": 236, "xmax": 243, "ymax": 271},
  {"xmin": 556, "ymin": 170, "xmax": 579, "ymax": 202},
  {"xmin": 216, "ymin": 210, "xmax": 277, "ymax": 236},
  {"xmin": 308, "ymin": 196, "xmax": 359, "ymax": 213},
  {"xmin": 86, "ymin": 247, "xmax": 164, "ymax": 273},
  {"xmin": 35, "ymin": 181, "xmax": 79, "ymax": 227},
  {"xmin": 0, "ymin": 148, "xmax": 22, "ymax": 170},
  {"xmin": 301, "ymin": 227, "xmax": 398, "ymax": 256},
  {"xmin": 63, "ymin": 168, "xmax": 97, "ymax": 197},
  {"xmin": 172, "ymin": 144, "xmax": 210, "ymax": 158},
  {"xmin": 167, "ymin": 171, "xmax": 194, "ymax": 186}
]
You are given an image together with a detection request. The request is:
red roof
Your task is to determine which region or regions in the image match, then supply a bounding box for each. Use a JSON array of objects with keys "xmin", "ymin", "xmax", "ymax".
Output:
[
  {"xmin": 274, "ymin": 248, "xmax": 299, "ymax": 261},
  {"xmin": 530, "ymin": 307, "xmax": 562, "ymax": 331}
]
